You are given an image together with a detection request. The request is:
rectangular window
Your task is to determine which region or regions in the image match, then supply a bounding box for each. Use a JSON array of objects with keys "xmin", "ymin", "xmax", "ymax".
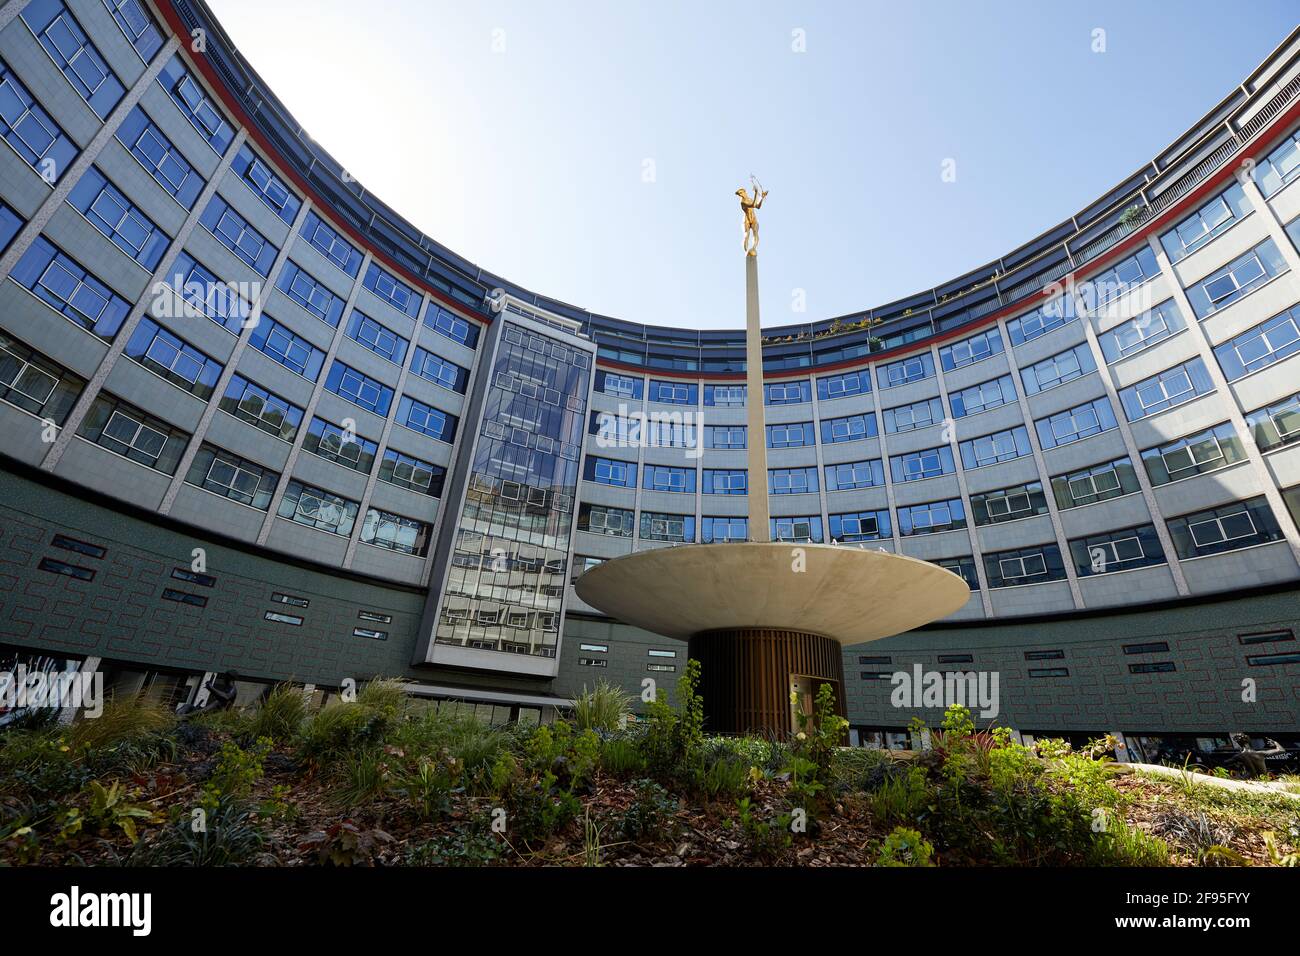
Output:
[
  {"xmin": 769, "ymin": 466, "xmax": 818, "ymax": 495},
  {"xmin": 1255, "ymin": 129, "xmax": 1300, "ymax": 197},
  {"xmin": 884, "ymin": 397, "xmax": 944, "ymax": 433},
  {"xmin": 877, "ymin": 352, "xmax": 934, "ymax": 388},
  {"xmin": 764, "ymin": 379, "xmax": 810, "ymax": 405},
  {"xmin": 76, "ymin": 392, "xmax": 187, "ymax": 473},
  {"xmin": 648, "ymin": 379, "xmax": 697, "ymax": 405},
  {"xmin": 828, "ymin": 510, "xmax": 891, "ymax": 542},
  {"xmin": 360, "ymin": 507, "xmax": 431, "ymax": 556},
  {"xmin": 425, "ymin": 306, "xmax": 479, "ymax": 348},
  {"xmin": 580, "ymin": 643, "xmax": 609, "ymax": 653},
  {"xmin": 24, "ymin": 0, "xmax": 124, "ymax": 119},
  {"xmin": 1213, "ymin": 306, "xmax": 1300, "ymax": 381},
  {"xmin": 766, "ymin": 421, "xmax": 814, "ymax": 448},
  {"xmin": 705, "ymin": 424, "xmax": 746, "ymax": 449},
  {"xmin": 820, "ymin": 413, "xmax": 876, "ymax": 444},
  {"xmin": 642, "ymin": 464, "xmax": 695, "ymax": 493},
  {"xmin": 271, "ymin": 593, "xmax": 309, "ymax": 608},
  {"xmin": 971, "ymin": 482, "xmax": 1048, "ymax": 525},
  {"xmin": 231, "ymin": 144, "xmax": 300, "ymax": 224},
  {"xmin": 359, "ymin": 610, "xmax": 392, "ymax": 624},
  {"xmin": 1184, "ymin": 238, "xmax": 1288, "ymax": 319},
  {"xmin": 378, "ymin": 447, "xmax": 445, "ymax": 497},
  {"xmin": 116, "ymin": 107, "xmax": 204, "ymax": 209},
  {"xmin": 303, "ymin": 417, "xmax": 377, "ymax": 474},
  {"xmin": 705, "ymin": 383, "xmax": 746, "ymax": 407},
  {"xmin": 162, "ymin": 588, "xmax": 206, "ymax": 607},
  {"xmin": 939, "ymin": 328, "xmax": 1004, "ymax": 370},
  {"xmin": 124, "ymin": 318, "xmax": 223, "ymax": 399},
  {"xmin": 1141, "ymin": 422, "xmax": 1245, "ymax": 485},
  {"xmin": 1123, "ymin": 642, "xmax": 1170, "ymax": 654},
  {"xmin": 1237, "ymin": 629, "xmax": 1294, "ymax": 646},
  {"xmin": 79, "ymin": 166, "xmax": 167, "ymax": 274},
  {"xmin": 248, "ymin": 317, "xmax": 325, "ymax": 380},
  {"xmin": 219, "ymin": 374, "xmax": 303, "ymax": 441},
  {"xmin": 38, "ymin": 557, "xmax": 94, "ymax": 581},
  {"xmin": 158, "ymin": 55, "xmax": 233, "ymax": 155},
  {"xmin": 890, "ymin": 445, "xmax": 956, "ymax": 481},
  {"xmin": 397, "ymin": 395, "xmax": 457, "ymax": 441},
  {"xmin": 0, "ymin": 56, "xmax": 79, "ymax": 180},
  {"xmin": 1007, "ymin": 296, "xmax": 1075, "ymax": 345},
  {"xmin": 897, "ymin": 498, "xmax": 965, "ymax": 536},
  {"xmin": 1029, "ymin": 668, "xmax": 1070, "ymax": 678},
  {"xmin": 949, "ymin": 374, "xmax": 1016, "ymax": 418},
  {"xmin": 639, "ymin": 511, "xmax": 694, "ymax": 542},
  {"xmin": 278, "ymin": 261, "xmax": 345, "ymax": 327},
  {"xmin": 169, "ymin": 568, "xmax": 214, "ymax": 588},
  {"xmin": 166, "ymin": 251, "xmax": 250, "ymax": 333},
  {"xmin": 577, "ymin": 503, "xmax": 634, "ymax": 537},
  {"xmin": 702, "ymin": 468, "xmax": 746, "ymax": 495},
  {"xmin": 824, "ymin": 459, "xmax": 884, "ymax": 492},
  {"xmin": 1160, "ymin": 183, "xmax": 1251, "ymax": 262},
  {"xmin": 300, "ymin": 210, "xmax": 362, "ymax": 277},
  {"xmin": 1245, "ymin": 391, "xmax": 1300, "ymax": 453},
  {"xmin": 1035, "ymin": 398, "xmax": 1118, "ymax": 448},
  {"xmin": 648, "ymin": 649, "xmax": 677, "ymax": 658},
  {"xmin": 770, "ymin": 516, "xmax": 823, "ymax": 543},
  {"xmin": 102, "ymin": 0, "xmax": 164, "ymax": 62},
  {"xmin": 1097, "ymin": 300, "xmax": 1186, "ymax": 363},
  {"xmin": 362, "ymin": 262, "xmax": 420, "ymax": 317},
  {"xmin": 410, "ymin": 346, "xmax": 467, "ymax": 392},
  {"xmin": 184, "ymin": 443, "xmax": 279, "ymax": 510},
  {"xmin": 1020, "ymin": 343, "xmax": 1095, "ymax": 394},
  {"xmin": 1245, "ymin": 652, "xmax": 1300, "ymax": 666},
  {"xmin": 958, "ymin": 426, "xmax": 1032, "ymax": 468},
  {"xmin": 199, "ymin": 195, "xmax": 279, "ymax": 275},
  {"xmin": 1119, "ymin": 358, "xmax": 1214, "ymax": 421},
  {"xmin": 1070, "ymin": 524, "xmax": 1165, "ymax": 576},
  {"xmin": 1167, "ymin": 496, "xmax": 1283, "ymax": 558},
  {"xmin": 276, "ymin": 480, "xmax": 359, "ymax": 537},
  {"xmin": 701, "ymin": 516, "xmax": 747, "ymax": 543},
  {"xmin": 1080, "ymin": 245, "xmax": 1160, "ymax": 314},
  {"xmin": 264, "ymin": 610, "xmax": 302, "ymax": 626},
  {"xmin": 937, "ymin": 555, "xmax": 980, "ymax": 590},
  {"xmin": 585, "ymin": 455, "xmax": 637, "ymax": 488},
  {"xmin": 11, "ymin": 236, "xmax": 130, "ymax": 340},
  {"xmin": 51, "ymin": 535, "xmax": 105, "ymax": 559},
  {"xmin": 345, "ymin": 310, "xmax": 410, "ymax": 365},
  {"xmin": 354, "ymin": 627, "xmax": 387, "ymax": 640},
  {"xmin": 1129, "ymin": 662, "xmax": 1176, "ymax": 674},
  {"xmin": 0, "ymin": 331, "xmax": 84, "ymax": 423},
  {"xmin": 1051, "ymin": 457, "xmax": 1137, "ymax": 509},
  {"xmin": 983, "ymin": 544, "xmax": 1067, "ymax": 588},
  {"xmin": 1024, "ymin": 650, "xmax": 1064, "ymax": 661},
  {"xmin": 816, "ymin": 370, "xmax": 871, "ymax": 400},
  {"xmin": 597, "ymin": 370, "xmax": 643, "ymax": 399}
]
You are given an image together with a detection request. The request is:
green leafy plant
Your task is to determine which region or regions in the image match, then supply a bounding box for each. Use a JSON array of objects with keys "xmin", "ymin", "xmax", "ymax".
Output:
[
  {"xmin": 730, "ymin": 796, "xmax": 792, "ymax": 859},
  {"xmin": 247, "ymin": 684, "xmax": 307, "ymax": 741},
  {"xmin": 84, "ymin": 780, "xmax": 157, "ymax": 843},
  {"xmin": 572, "ymin": 680, "xmax": 632, "ymax": 732},
  {"xmin": 876, "ymin": 826, "xmax": 935, "ymax": 866},
  {"xmin": 300, "ymin": 820, "xmax": 395, "ymax": 866}
]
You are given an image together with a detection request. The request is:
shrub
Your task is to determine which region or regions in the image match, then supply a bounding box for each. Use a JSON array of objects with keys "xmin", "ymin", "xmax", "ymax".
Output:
[
  {"xmin": 730, "ymin": 797, "xmax": 791, "ymax": 860},
  {"xmin": 988, "ymin": 744, "xmax": 1042, "ymax": 794},
  {"xmin": 619, "ymin": 779, "xmax": 679, "ymax": 841},
  {"xmin": 66, "ymin": 695, "xmax": 174, "ymax": 754},
  {"xmin": 332, "ymin": 749, "xmax": 391, "ymax": 807},
  {"xmin": 1091, "ymin": 819, "xmax": 1172, "ymax": 866},
  {"xmin": 600, "ymin": 738, "xmax": 645, "ymax": 777},
  {"xmin": 295, "ymin": 686, "xmax": 401, "ymax": 770},
  {"xmin": 572, "ymin": 680, "xmax": 632, "ymax": 732},
  {"xmin": 876, "ymin": 826, "xmax": 935, "ymax": 866},
  {"xmin": 697, "ymin": 755, "xmax": 750, "ymax": 801},
  {"xmin": 203, "ymin": 737, "xmax": 271, "ymax": 809},
  {"xmin": 639, "ymin": 659, "xmax": 705, "ymax": 779},
  {"xmin": 247, "ymin": 685, "xmax": 307, "ymax": 741},
  {"xmin": 868, "ymin": 765, "xmax": 929, "ymax": 825},
  {"xmin": 405, "ymin": 828, "xmax": 501, "ymax": 866}
]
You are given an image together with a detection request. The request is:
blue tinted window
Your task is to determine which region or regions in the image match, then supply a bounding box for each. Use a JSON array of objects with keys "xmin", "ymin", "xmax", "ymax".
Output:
[
  {"xmin": 702, "ymin": 516, "xmax": 747, "ymax": 543},
  {"xmin": 124, "ymin": 317, "xmax": 223, "ymax": 398},
  {"xmin": 584, "ymin": 456, "xmax": 636, "ymax": 488},
  {"xmin": 766, "ymin": 421, "xmax": 814, "ymax": 448},
  {"xmin": 166, "ymin": 251, "xmax": 250, "ymax": 333},
  {"xmin": 1035, "ymin": 399, "xmax": 1119, "ymax": 447},
  {"xmin": 397, "ymin": 394, "xmax": 457, "ymax": 442},
  {"xmin": 68, "ymin": 167, "xmax": 170, "ymax": 268},
  {"xmin": 363, "ymin": 262, "xmax": 420, "ymax": 317},
  {"xmin": 277, "ymin": 261, "xmax": 344, "ymax": 326},
  {"xmin": 702, "ymin": 469, "xmax": 746, "ymax": 495},
  {"xmin": 1097, "ymin": 300, "xmax": 1185, "ymax": 363},
  {"xmin": 949, "ymin": 374, "xmax": 1016, "ymax": 418},
  {"xmin": 596, "ymin": 369, "xmax": 643, "ymax": 399},
  {"xmin": 247, "ymin": 316, "xmax": 324, "ymax": 380},
  {"xmin": 829, "ymin": 510, "xmax": 891, "ymax": 542},
  {"xmin": 199, "ymin": 196, "xmax": 279, "ymax": 275},
  {"xmin": 1213, "ymin": 307, "xmax": 1300, "ymax": 382},
  {"xmin": 12, "ymin": 236, "xmax": 129, "ymax": 340},
  {"xmin": 1118, "ymin": 359, "xmax": 1214, "ymax": 421},
  {"xmin": 820, "ymin": 413, "xmax": 877, "ymax": 443},
  {"xmin": 824, "ymin": 459, "xmax": 884, "ymax": 491},
  {"xmin": 1160, "ymin": 183, "xmax": 1251, "ymax": 263},
  {"xmin": 23, "ymin": 0, "xmax": 124, "ymax": 119},
  {"xmin": 0, "ymin": 200, "xmax": 24, "ymax": 254},
  {"xmin": 231, "ymin": 145, "xmax": 300, "ymax": 224},
  {"xmin": 1007, "ymin": 297, "xmax": 1076, "ymax": 346},
  {"xmin": 939, "ymin": 327, "xmax": 1003, "ymax": 370},
  {"xmin": 958, "ymin": 427, "xmax": 1032, "ymax": 468},
  {"xmin": 769, "ymin": 466, "xmax": 819, "ymax": 495},
  {"xmin": 643, "ymin": 464, "xmax": 695, "ymax": 493},
  {"xmin": 101, "ymin": 0, "xmax": 164, "ymax": 62},
  {"xmin": 876, "ymin": 352, "xmax": 934, "ymax": 388},
  {"xmin": 410, "ymin": 346, "xmax": 467, "ymax": 392},
  {"xmin": 1185, "ymin": 239, "xmax": 1288, "ymax": 319},
  {"xmin": 765, "ymin": 379, "xmax": 810, "ymax": 405},
  {"xmin": 219, "ymin": 374, "xmax": 302, "ymax": 440},
  {"xmin": 817, "ymin": 369, "xmax": 871, "ymax": 400},
  {"xmin": 158, "ymin": 55, "xmax": 234, "ymax": 155},
  {"xmin": 704, "ymin": 383, "xmax": 745, "ymax": 406},
  {"xmin": 426, "ymin": 305, "xmax": 479, "ymax": 348},
  {"xmin": 0, "ymin": 57, "xmax": 79, "ymax": 180},
  {"xmin": 300, "ymin": 210, "xmax": 362, "ymax": 278},
  {"xmin": 115, "ymin": 106, "xmax": 204, "ymax": 208},
  {"xmin": 325, "ymin": 360, "xmax": 393, "ymax": 416},
  {"xmin": 648, "ymin": 379, "xmax": 696, "ymax": 404},
  {"xmin": 770, "ymin": 516, "xmax": 823, "ymax": 542}
]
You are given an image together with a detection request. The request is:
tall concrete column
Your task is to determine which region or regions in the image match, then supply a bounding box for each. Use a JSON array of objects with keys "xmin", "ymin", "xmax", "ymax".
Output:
[{"xmin": 744, "ymin": 255, "xmax": 770, "ymax": 541}]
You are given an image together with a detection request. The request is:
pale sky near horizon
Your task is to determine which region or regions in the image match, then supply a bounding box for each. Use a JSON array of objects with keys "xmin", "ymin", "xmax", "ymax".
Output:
[{"xmin": 206, "ymin": 1, "xmax": 1298, "ymax": 330}]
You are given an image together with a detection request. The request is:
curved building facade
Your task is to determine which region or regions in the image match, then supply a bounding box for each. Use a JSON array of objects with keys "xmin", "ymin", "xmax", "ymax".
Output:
[{"xmin": 0, "ymin": 0, "xmax": 1297, "ymax": 747}]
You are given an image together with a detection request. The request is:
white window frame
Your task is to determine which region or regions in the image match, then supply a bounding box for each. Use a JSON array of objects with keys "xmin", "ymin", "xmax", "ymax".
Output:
[{"xmin": 1188, "ymin": 509, "xmax": 1257, "ymax": 549}]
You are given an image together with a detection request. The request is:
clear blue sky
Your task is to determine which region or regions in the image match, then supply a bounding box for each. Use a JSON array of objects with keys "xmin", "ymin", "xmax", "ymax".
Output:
[{"xmin": 208, "ymin": 0, "xmax": 1298, "ymax": 330}]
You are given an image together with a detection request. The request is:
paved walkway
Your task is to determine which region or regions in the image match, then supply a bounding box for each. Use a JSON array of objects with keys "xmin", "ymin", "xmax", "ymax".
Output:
[{"xmin": 1128, "ymin": 763, "xmax": 1300, "ymax": 801}]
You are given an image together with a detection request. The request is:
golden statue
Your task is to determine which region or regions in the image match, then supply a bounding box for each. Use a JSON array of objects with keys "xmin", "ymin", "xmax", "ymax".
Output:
[{"xmin": 736, "ymin": 175, "xmax": 768, "ymax": 257}]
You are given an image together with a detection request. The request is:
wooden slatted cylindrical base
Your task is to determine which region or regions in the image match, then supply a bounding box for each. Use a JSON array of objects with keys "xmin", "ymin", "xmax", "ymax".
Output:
[{"xmin": 687, "ymin": 628, "xmax": 846, "ymax": 737}]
